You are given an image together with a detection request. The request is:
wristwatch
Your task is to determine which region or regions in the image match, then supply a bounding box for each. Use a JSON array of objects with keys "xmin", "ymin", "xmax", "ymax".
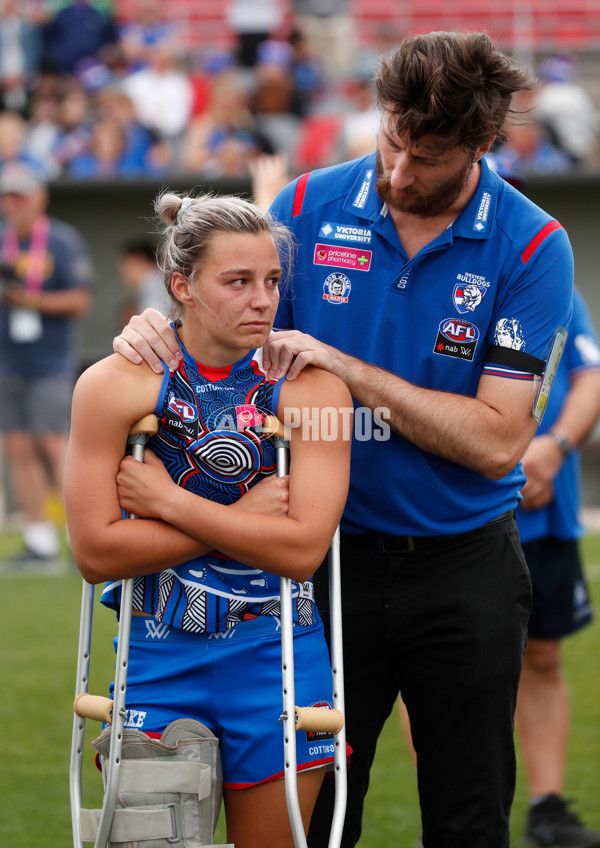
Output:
[{"xmin": 548, "ymin": 429, "xmax": 572, "ymax": 458}]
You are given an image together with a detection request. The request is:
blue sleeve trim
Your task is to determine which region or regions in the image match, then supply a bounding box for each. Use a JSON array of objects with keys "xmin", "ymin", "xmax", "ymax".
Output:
[
  {"xmin": 270, "ymin": 374, "xmax": 286, "ymax": 415},
  {"xmin": 482, "ymin": 364, "xmax": 537, "ymax": 381},
  {"xmin": 153, "ymin": 359, "xmax": 171, "ymax": 418}
]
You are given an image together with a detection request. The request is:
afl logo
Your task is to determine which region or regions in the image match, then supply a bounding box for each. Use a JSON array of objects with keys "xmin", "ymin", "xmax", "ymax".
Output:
[
  {"xmin": 323, "ymin": 272, "xmax": 351, "ymax": 304},
  {"xmin": 434, "ymin": 319, "xmax": 480, "ymax": 362},
  {"xmin": 440, "ymin": 319, "xmax": 480, "ymax": 343},
  {"xmin": 168, "ymin": 394, "xmax": 198, "ymax": 422}
]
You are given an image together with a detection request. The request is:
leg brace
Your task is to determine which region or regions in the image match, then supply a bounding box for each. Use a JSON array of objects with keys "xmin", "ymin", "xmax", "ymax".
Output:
[{"xmin": 79, "ymin": 718, "xmax": 233, "ymax": 847}]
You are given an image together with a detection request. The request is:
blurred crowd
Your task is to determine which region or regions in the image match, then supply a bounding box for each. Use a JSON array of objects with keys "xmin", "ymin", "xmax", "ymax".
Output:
[{"xmin": 0, "ymin": 0, "xmax": 599, "ymax": 183}]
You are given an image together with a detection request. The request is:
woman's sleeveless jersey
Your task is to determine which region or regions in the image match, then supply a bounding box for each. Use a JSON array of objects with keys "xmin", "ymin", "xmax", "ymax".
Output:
[{"xmin": 101, "ymin": 336, "xmax": 318, "ymax": 633}]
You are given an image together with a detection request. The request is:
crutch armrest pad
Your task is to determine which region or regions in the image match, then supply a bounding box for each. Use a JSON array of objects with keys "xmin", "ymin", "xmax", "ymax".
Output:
[
  {"xmin": 295, "ymin": 706, "xmax": 344, "ymax": 734},
  {"xmin": 262, "ymin": 414, "xmax": 290, "ymax": 441},
  {"xmin": 73, "ymin": 693, "xmax": 113, "ymax": 723}
]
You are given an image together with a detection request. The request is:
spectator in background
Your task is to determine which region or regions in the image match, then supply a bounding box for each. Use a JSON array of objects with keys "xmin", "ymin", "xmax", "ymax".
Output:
[
  {"xmin": 248, "ymin": 38, "xmax": 311, "ymax": 162},
  {"xmin": 251, "ymin": 39, "xmax": 307, "ymax": 119},
  {"xmin": 190, "ymin": 49, "xmax": 241, "ymax": 121},
  {"xmin": 515, "ymin": 288, "xmax": 600, "ymax": 848},
  {"xmin": 94, "ymin": 86, "xmax": 170, "ymax": 176},
  {"xmin": 0, "ymin": 110, "xmax": 45, "ymax": 172},
  {"xmin": 46, "ymin": 84, "xmax": 93, "ymax": 175},
  {"xmin": 118, "ymin": 0, "xmax": 180, "ymax": 74},
  {"xmin": 339, "ymin": 72, "xmax": 381, "ymax": 162},
  {"xmin": 117, "ymin": 237, "xmax": 170, "ymax": 323},
  {"xmin": 67, "ymin": 116, "xmax": 146, "ymax": 178},
  {"xmin": 0, "ymin": 0, "xmax": 42, "ymax": 114},
  {"xmin": 121, "ymin": 41, "xmax": 192, "ymax": 145},
  {"xmin": 496, "ymin": 92, "xmax": 573, "ymax": 176},
  {"xmin": 291, "ymin": 0, "xmax": 356, "ymax": 84},
  {"xmin": 289, "ymin": 27, "xmax": 323, "ymax": 105},
  {"xmin": 181, "ymin": 68, "xmax": 272, "ymax": 179},
  {"xmin": 226, "ymin": 0, "xmax": 284, "ymax": 69},
  {"xmin": 186, "ymin": 49, "xmax": 236, "ymax": 122},
  {"xmin": 0, "ymin": 162, "xmax": 93, "ymax": 569},
  {"xmin": 535, "ymin": 54, "xmax": 599, "ymax": 168},
  {"xmin": 24, "ymin": 89, "xmax": 61, "ymax": 177},
  {"xmin": 24, "ymin": 68, "xmax": 66, "ymax": 175},
  {"xmin": 41, "ymin": 0, "xmax": 118, "ymax": 77}
]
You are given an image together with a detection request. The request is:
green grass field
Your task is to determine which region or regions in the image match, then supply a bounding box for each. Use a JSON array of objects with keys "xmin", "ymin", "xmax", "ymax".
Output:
[{"xmin": 0, "ymin": 529, "xmax": 598, "ymax": 847}]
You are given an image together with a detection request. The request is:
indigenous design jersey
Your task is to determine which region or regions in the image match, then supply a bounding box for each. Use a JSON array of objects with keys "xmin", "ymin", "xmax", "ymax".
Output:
[
  {"xmin": 102, "ymin": 332, "xmax": 317, "ymax": 633},
  {"xmin": 270, "ymin": 154, "xmax": 574, "ymax": 536},
  {"xmin": 517, "ymin": 288, "xmax": 600, "ymax": 544}
]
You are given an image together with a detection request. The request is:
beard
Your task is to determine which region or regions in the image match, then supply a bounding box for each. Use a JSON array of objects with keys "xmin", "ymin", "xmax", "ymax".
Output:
[{"xmin": 375, "ymin": 149, "xmax": 475, "ymax": 218}]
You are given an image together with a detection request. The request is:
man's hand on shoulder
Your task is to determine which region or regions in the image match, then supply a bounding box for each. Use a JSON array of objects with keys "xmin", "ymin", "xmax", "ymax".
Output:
[
  {"xmin": 113, "ymin": 308, "xmax": 182, "ymax": 374},
  {"xmin": 264, "ymin": 330, "xmax": 351, "ymax": 383}
]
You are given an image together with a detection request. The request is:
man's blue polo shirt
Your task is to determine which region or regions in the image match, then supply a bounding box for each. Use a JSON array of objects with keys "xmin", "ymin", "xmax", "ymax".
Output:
[{"xmin": 270, "ymin": 154, "xmax": 573, "ymax": 536}]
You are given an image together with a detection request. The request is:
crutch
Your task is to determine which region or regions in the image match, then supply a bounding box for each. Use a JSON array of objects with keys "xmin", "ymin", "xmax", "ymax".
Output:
[
  {"xmin": 70, "ymin": 413, "xmax": 159, "ymax": 848},
  {"xmin": 262, "ymin": 415, "xmax": 347, "ymax": 848}
]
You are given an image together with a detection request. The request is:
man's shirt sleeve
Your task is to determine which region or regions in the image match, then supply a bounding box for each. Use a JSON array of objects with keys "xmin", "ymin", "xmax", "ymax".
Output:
[
  {"xmin": 270, "ymin": 177, "xmax": 304, "ymax": 332},
  {"xmin": 483, "ymin": 221, "xmax": 573, "ymax": 380}
]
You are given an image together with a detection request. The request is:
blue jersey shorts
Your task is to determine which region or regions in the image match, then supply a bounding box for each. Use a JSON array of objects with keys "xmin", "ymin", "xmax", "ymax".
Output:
[
  {"xmin": 110, "ymin": 614, "xmax": 335, "ymax": 789},
  {"xmin": 522, "ymin": 537, "xmax": 594, "ymax": 639}
]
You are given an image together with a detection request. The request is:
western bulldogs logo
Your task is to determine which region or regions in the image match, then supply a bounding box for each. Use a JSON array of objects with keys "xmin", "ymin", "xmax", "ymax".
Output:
[
  {"xmin": 453, "ymin": 283, "xmax": 486, "ymax": 314},
  {"xmin": 323, "ymin": 273, "xmax": 351, "ymax": 304},
  {"xmin": 434, "ymin": 318, "xmax": 480, "ymax": 362}
]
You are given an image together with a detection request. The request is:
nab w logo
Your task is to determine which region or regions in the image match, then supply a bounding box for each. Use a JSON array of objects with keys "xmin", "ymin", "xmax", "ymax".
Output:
[
  {"xmin": 144, "ymin": 619, "xmax": 170, "ymax": 640},
  {"xmin": 208, "ymin": 629, "xmax": 235, "ymax": 641}
]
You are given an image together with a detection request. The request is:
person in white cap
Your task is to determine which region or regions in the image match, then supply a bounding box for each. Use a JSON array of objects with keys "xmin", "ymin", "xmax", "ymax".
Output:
[{"xmin": 0, "ymin": 162, "xmax": 94, "ymax": 569}]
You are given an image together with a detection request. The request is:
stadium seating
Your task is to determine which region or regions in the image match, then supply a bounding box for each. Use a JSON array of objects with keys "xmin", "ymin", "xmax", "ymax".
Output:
[{"xmin": 112, "ymin": 0, "xmax": 600, "ymax": 55}]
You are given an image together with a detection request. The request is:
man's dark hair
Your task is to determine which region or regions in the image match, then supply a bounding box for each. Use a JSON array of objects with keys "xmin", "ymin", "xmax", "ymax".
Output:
[
  {"xmin": 120, "ymin": 239, "xmax": 158, "ymax": 263},
  {"xmin": 375, "ymin": 31, "xmax": 536, "ymax": 152}
]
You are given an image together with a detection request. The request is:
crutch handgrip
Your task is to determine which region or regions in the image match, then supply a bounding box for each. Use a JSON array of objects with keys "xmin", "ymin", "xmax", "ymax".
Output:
[
  {"xmin": 262, "ymin": 414, "xmax": 290, "ymax": 441},
  {"xmin": 295, "ymin": 706, "xmax": 344, "ymax": 734},
  {"xmin": 128, "ymin": 414, "xmax": 159, "ymax": 437},
  {"xmin": 73, "ymin": 693, "xmax": 113, "ymax": 724}
]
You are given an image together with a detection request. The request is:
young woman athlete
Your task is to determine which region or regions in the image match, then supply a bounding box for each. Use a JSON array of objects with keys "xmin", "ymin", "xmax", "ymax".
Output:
[{"xmin": 64, "ymin": 192, "xmax": 352, "ymax": 848}]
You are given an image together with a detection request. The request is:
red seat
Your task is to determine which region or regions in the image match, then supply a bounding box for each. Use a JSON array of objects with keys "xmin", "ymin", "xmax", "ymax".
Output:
[{"xmin": 113, "ymin": 0, "xmax": 600, "ymax": 65}]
